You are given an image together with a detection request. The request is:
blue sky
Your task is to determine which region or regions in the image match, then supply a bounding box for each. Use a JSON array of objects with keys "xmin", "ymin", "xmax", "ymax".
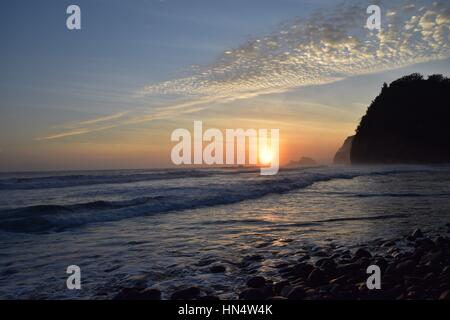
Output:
[
  {"xmin": 1, "ymin": 0, "xmax": 449, "ymax": 171},
  {"xmin": 1, "ymin": 0, "xmax": 323, "ymax": 137}
]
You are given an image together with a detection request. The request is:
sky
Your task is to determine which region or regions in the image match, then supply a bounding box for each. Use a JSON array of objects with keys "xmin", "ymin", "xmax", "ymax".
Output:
[{"xmin": 0, "ymin": 0, "xmax": 449, "ymax": 171}]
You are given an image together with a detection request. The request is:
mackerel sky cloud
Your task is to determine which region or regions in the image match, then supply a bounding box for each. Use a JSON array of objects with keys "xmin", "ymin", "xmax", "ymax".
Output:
[{"xmin": 39, "ymin": 0, "xmax": 450, "ymax": 140}]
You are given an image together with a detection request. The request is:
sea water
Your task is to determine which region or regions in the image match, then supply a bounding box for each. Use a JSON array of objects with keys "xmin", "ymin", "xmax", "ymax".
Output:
[{"xmin": 0, "ymin": 165, "xmax": 449, "ymax": 299}]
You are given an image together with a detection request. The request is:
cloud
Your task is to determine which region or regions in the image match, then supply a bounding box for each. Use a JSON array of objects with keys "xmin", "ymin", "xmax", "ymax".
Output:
[
  {"xmin": 40, "ymin": 0, "xmax": 450, "ymax": 140},
  {"xmin": 138, "ymin": 0, "xmax": 449, "ymax": 97},
  {"xmin": 36, "ymin": 111, "xmax": 130, "ymax": 141}
]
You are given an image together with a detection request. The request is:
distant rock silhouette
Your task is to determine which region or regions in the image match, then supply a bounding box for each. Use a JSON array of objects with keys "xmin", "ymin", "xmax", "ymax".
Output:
[
  {"xmin": 333, "ymin": 135, "xmax": 354, "ymax": 165},
  {"xmin": 287, "ymin": 157, "xmax": 317, "ymax": 167},
  {"xmin": 350, "ymin": 73, "xmax": 450, "ymax": 164}
]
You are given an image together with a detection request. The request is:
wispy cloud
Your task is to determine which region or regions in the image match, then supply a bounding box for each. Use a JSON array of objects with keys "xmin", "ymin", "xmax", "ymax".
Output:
[
  {"xmin": 36, "ymin": 111, "xmax": 130, "ymax": 140},
  {"xmin": 39, "ymin": 0, "xmax": 450, "ymax": 140}
]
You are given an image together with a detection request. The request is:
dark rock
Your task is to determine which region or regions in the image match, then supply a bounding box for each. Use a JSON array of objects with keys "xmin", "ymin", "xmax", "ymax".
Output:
[
  {"xmin": 415, "ymin": 237, "xmax": 435, "ymax": 250},
  {"xmin": 333, "ymin": 135, "xmax": 354, "ymax": 165},
  {"xmin": 396, "ymin": 259, "xmax": 416, "ymax": 273},
  {"xmin": 287, "ymin": 286, "xmax": 306, "ymax": 300},
  {"xmin": 424, "ymin": 260, "xmax": 441, "ymax": 273},
  {"xmin": 113, "ymin": 287, "xmax": 161, "ymax": 300},
  {"xmin": 171, "ymin": 287, "xmax": 201, "ymax": 300},
  {"xmin": 328, "ymin": 283, "xmax": 341, "ymax": 295},
  {"xmin": 298, "ymin": 255, "xmax": 310, "ymax": 262},
  {"xmin": 291, "ymin": 263, "xmax": 314, "ymax": 279},
  {"xmin": 316, "ymin": 258, "xmax": 337, "ymax": 274},
  {"xmin": 439, "ymin": 290, "xmax": 450, "ymax": 300},
  {"xmin": 197, "ymin": 295, "xmax": 220, "ymax": 300},
  {"xmin": 316, "ymin": 258, "xmax": 334, "ymax": 268},
  {"xmin": 307, "ymin": 268, "xmax": 328, "ymax": 287},
  {"xmin": 372, "ymin": 257, "xmax": 388, "ymax": 271},
  {"xmin": 385, "ymin": 263, "xmax": 398, "ymax": 275},
  {"xmin": 210, "ymin": 265, "xmax": 226, "ymax": 273},
  {"xmin": 290, "ymin": 278, "xmax": 306, "ymax": 288},
  {"xmin": 314, "ymin": 251, "xmax": 328, "ymax": 257},
  {"xmin": 387, "ymin": 247, "xmax": 399, "ymax": 254},
  {"xmin": 441, "ymin": 266, "xmax": 450, "ymax": 276},
  {"xmin": 411, "ymin": 228, "xmax": 423, "ymax": 240},
  {"xmin": 406, "ymin": 290, "xmax": 418, "ymax": 299},
  {"xmin": 139, "ymin": 288, "xmax": 162, "ymax": 300},
  {"xmin": 280, "ymin": 285, "xmax": 294, "ymax": 297},
  {"xmin": 354, "ymin": 248, "xmax": 372, "ymax": 260},
  {"xmin": 392, "ymin": 252, "xmax": 405, "ymax": 260},
  {"xmin": 273, "ymin": 280, "xmax": 290, "ymax": 295},
  {"xmin": 275, "ymin": 262, "xmax": 289, "ymax": 269},
  {"xmin": 113, "ymin": 288, "xmax": 142, "ymax": 300},
  {"xmin": 434, "ymin": 236, "xmax": 448, "ymax": 247},
  {"xmin": 330, "ymin": 253, "xmax": 341, "ymax": 260},
  {"xmin": 423, "ymin": 272, "xmax": 435, "ymax": 281},
  {"xmin": 329, "ymin": 275, "xmax": 348, "ymax": 285},
  {"xmin": 381, "ymin": 240, "xmax": 396, "ymax": 247},
  {"xmin": 246, "ymin": 276, "xmax": 266, "ymax": 288},
  {"xmin": 421, "ymin": 250, "xmax": 444, "ymax": 265},
  {"xmin": 336, "ymin": 262, "xmax": 363, "ymax": 275},
  {"xmin": 125, "ymin": 274, "xmax": 150, "ymax": 289},
  {"xmin": 239, "ymin": 288, "xmax": 271, "ymax": 300}
]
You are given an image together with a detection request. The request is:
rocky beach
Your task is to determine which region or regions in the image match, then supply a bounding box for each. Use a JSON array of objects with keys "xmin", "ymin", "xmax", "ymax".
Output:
[{"xmin": 113, "ymin": 226, "xmax": 450, "ymax": 300}]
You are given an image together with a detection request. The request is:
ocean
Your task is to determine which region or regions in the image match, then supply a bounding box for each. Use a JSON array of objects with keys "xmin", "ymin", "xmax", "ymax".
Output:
[{"xmin": 0, "ymin": 165, "xmax": 449, "ymax": 299}]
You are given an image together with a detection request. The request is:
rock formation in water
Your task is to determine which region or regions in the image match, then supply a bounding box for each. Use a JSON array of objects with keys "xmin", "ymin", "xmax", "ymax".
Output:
[
  {"xmin": 287, "ymin": 157, "xmax": 317, "ymax": 167},
  {"xmin": 349, "ymin": 74, "xmax": 450, "ymax": 164},
  {"xmin": 333, "ymin": 135, "xmax": 354, "ymax": 165}
]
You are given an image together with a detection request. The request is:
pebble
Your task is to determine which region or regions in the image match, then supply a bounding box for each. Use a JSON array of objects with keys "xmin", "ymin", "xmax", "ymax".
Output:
[
  {"xmin": 113, "ymin": 287, "xmax": 161, "ymax": 300},
  {"xmin": 439, "ymin": 290, "xmax": 450, "ymax": 300},
  {"xmin": 411, "ymin": 228, "xmax": 424, "ymax": 240},
  {"xmin": 114, "ymin": 228, "xmax": 450, "ymax": 301},
  {"xmin": 210, "ymin": 265, "xmax": 226, "ymax": 273},
  {"xmin": 239, "ymin": 287, "xmax": 272, "ymax": 300},
  {"xmin": 171, "ymin": 287, "xmax": 201, "ymax": 300},
  {"xmin": 307, "ymin": 268, "xmax": 327, "ymax": 287},
  {"xmin": 353, "ymin": 248, "xmax": 372, "ymax": 260},
  {"xmin": 287, "ymin": 286, "xmax": 306, "ymax": 300},
  {"xmin": 246, "ymin": 276, "xmax": 266, "ymax": 288}
]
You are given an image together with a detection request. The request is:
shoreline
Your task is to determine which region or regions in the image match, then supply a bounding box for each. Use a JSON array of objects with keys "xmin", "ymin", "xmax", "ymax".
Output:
[{"xmin": 114, "ymin": 226, "xmax": 450, "ymax": 300}]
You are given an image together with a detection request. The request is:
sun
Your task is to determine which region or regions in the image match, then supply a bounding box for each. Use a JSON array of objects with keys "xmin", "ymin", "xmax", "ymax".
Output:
[{"xmin": 259, "ymin": 148, "xmax": 274, "ymax": 165}]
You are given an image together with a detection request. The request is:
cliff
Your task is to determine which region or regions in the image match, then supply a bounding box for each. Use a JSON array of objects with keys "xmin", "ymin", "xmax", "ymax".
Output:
[
  {"xmin": 350, "ymin": 74, "xmax": 450, "ymax": 164},
  {"xmin": 333, "ymin": 135, "xmax": 354, "ymax": 165}
]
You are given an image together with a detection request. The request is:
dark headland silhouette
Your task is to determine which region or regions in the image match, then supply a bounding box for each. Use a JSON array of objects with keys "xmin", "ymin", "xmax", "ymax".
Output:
[
  {"xmin": 334, "ymin": 73, "xmax": 450, "ymax": 165},
  {"xmin": 333, "ymin": 135, "xmax": 354, "ymax": 165}
]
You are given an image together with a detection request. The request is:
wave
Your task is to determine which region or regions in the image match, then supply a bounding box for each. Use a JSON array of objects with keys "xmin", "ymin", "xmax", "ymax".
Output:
[
  {"xmin": 0, "ymin": 197, "xmax": 164, "ymax": 233},
  {"xmin": 0, "ymin": 169, "xmax": 225, "ymax": 190},
  {"xmin": 0, "ymin": 165, "xmax": 446, "ymax": 234},
  {"xmin": 0, "ymin": 196, "xmax": 162, "ymax": 218}
]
